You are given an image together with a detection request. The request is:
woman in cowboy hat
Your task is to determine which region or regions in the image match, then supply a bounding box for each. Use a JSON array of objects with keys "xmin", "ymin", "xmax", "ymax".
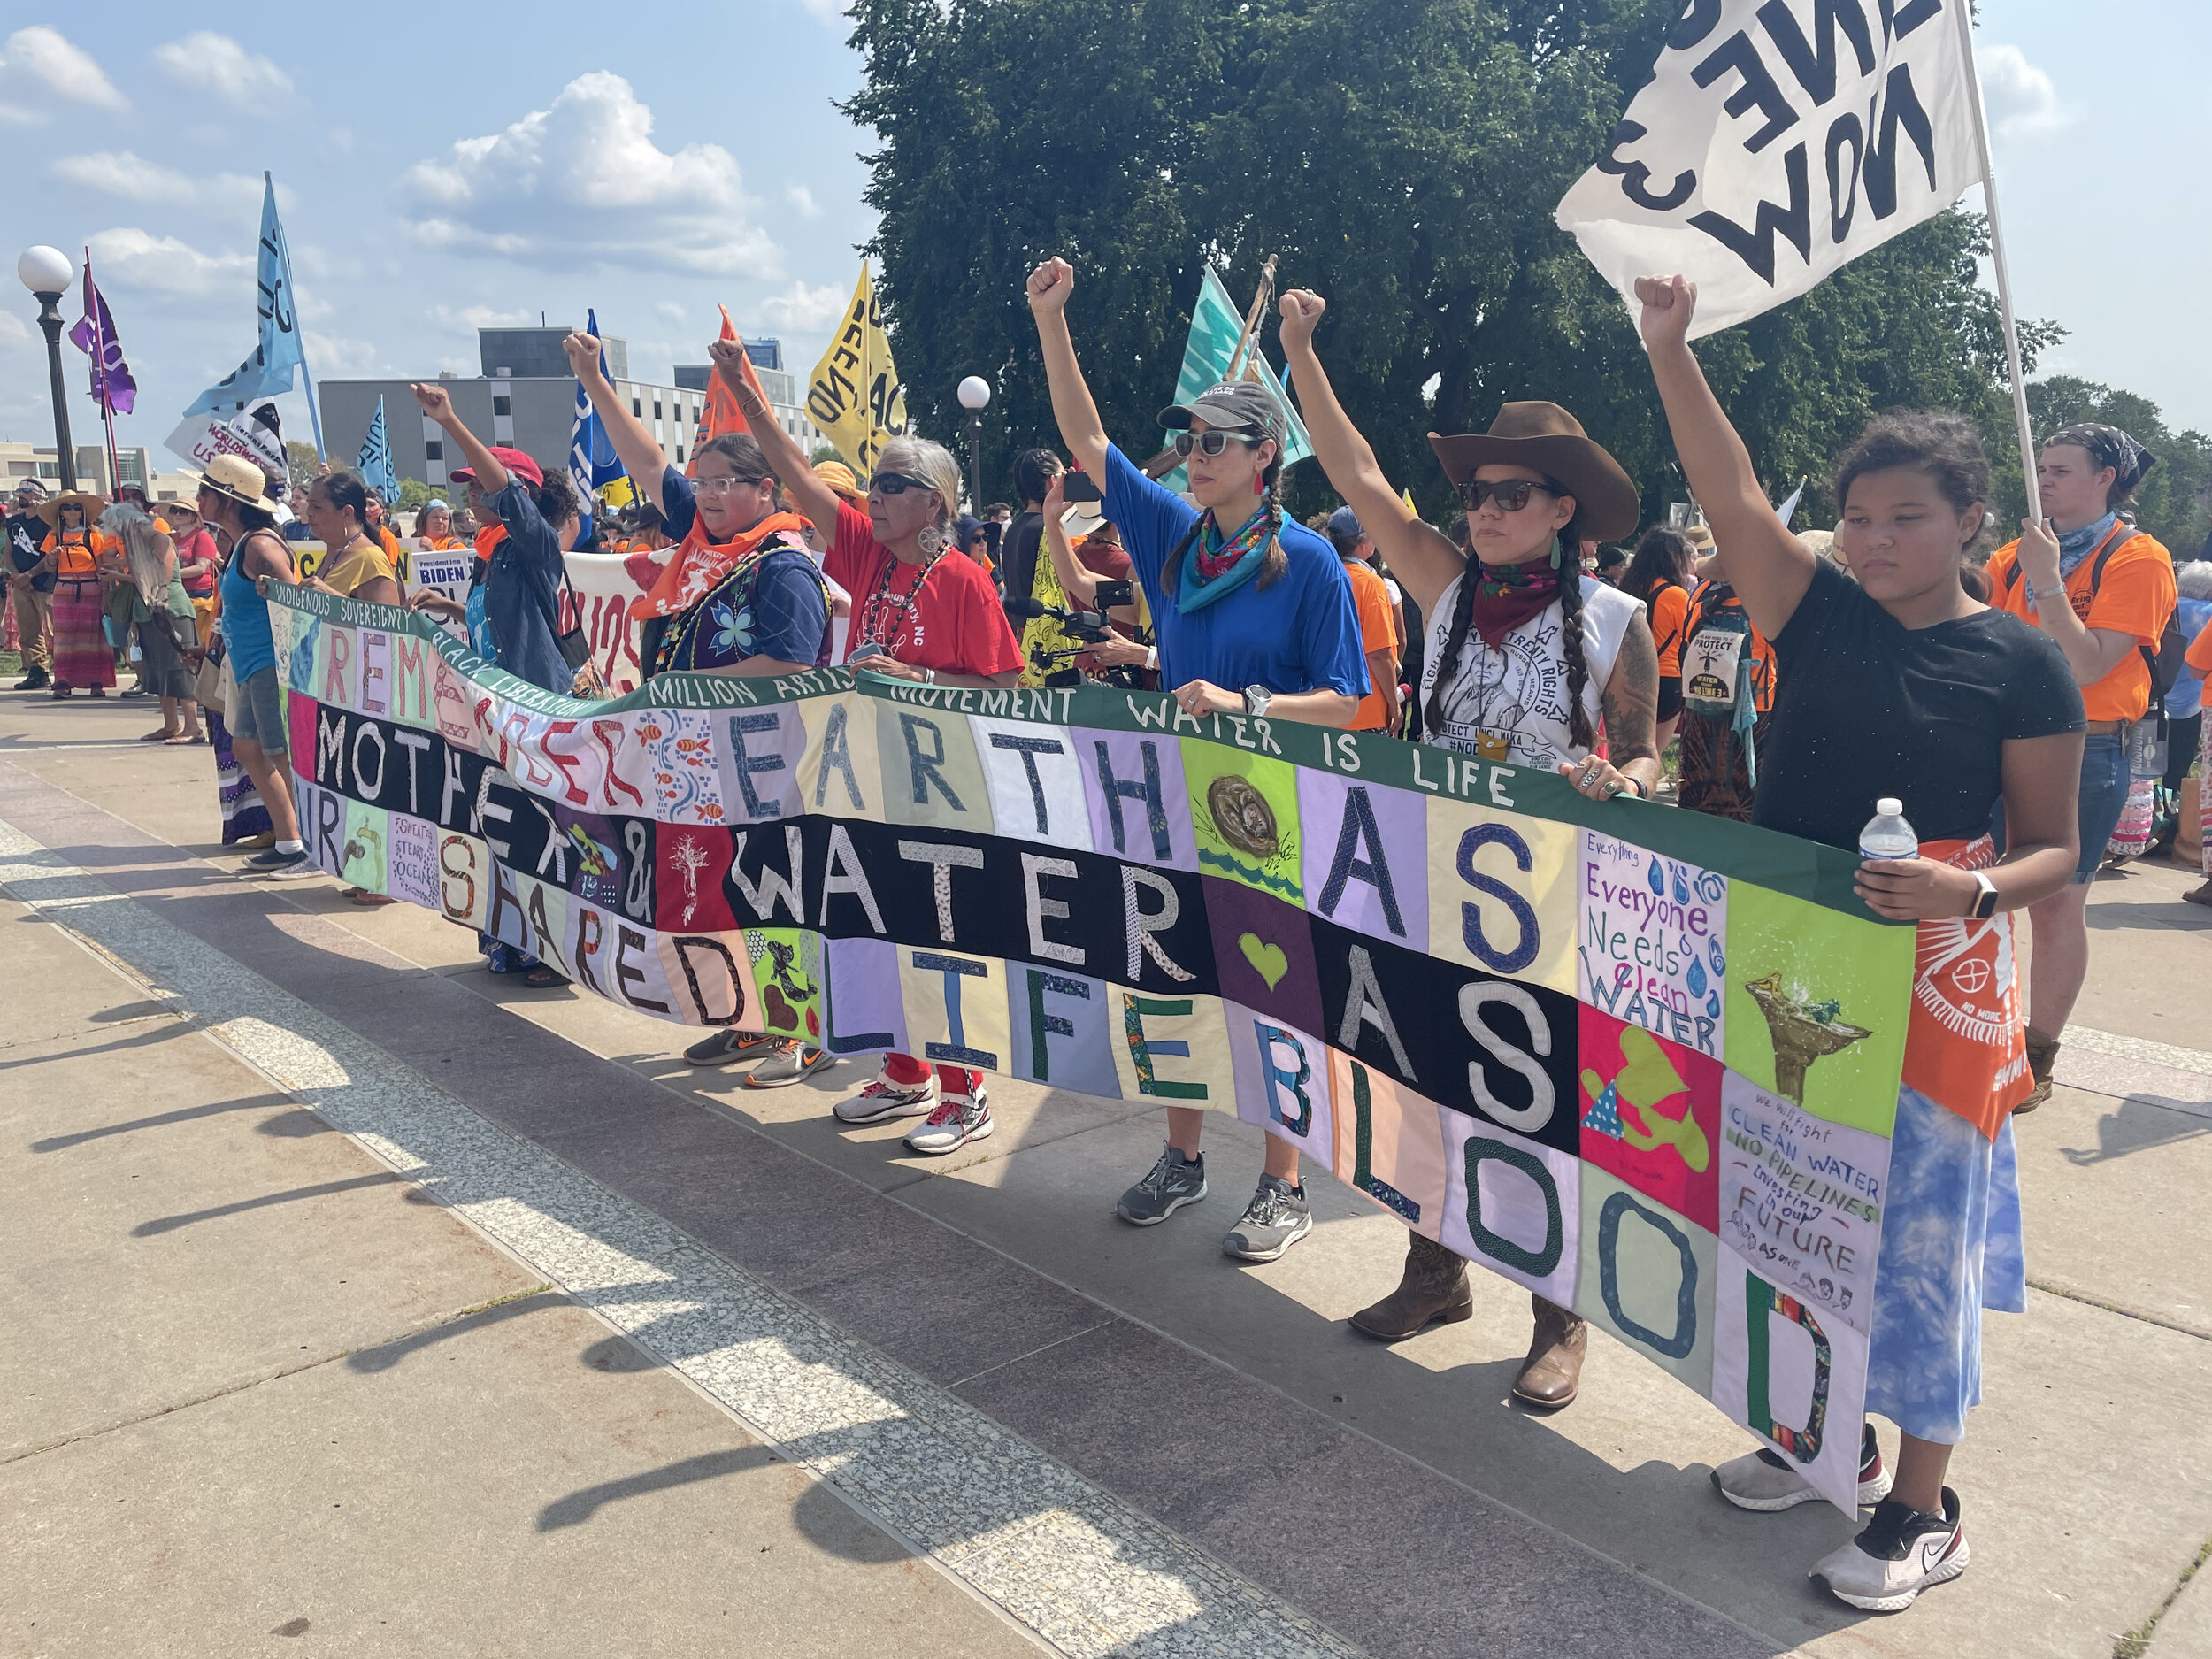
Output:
[
  {"xmin": 1278, "ymin": 286, "xmax": 1660, "ymax": 1412},
  {"xmin": 198, "ymin": 455, "xmax": 314, "ymax": 878},
  {"xmin": 33, "ymin": 489, "xmax": 115, "ymax": 696}
]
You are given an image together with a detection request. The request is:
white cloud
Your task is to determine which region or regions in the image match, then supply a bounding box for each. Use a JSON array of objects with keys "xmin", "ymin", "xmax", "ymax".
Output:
[
  {"xmin": 398, "ymin": 72, "xmax": 781, "ymax": 278},
  {"xmin": 757, "ymin": 281, "xmax": 848, "ymax": 334},
  {"xmin": 429, "ymin": 304, "xmax": 537, "ymax": 334},
  {"xmin": 786, "ymin": 184, "xmax": 823, "ymax": 219},
  {"xmin": 1981, "ymin": 44, "xmax": 2072, "ymax": 143},
  {"xmin": 151, "ymin": 32, "xmax": 293, "ymax": 105},
  {"xmin": 0, "ymin": 26, "xmax": 127, "ymax": 122},
  {"xmin": 85, "ymin": 228, "xmax": 252, "ymax": 296},
  {"xmin": 303, "ymin": 331, "xmax": 381, "ymax": 378},
  {"xmin": 53, "ymin": 151, "xmax": 266, "ymax": 211},
  {"xmin": 656, "ymin": 300, "xmax": 688, "ymax": 323}
]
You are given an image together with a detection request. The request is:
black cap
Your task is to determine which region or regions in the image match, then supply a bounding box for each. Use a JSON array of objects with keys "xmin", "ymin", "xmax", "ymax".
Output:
[{"xmin": 1157, "ymin": 380, "xmax": 1285, "ymax": 444}]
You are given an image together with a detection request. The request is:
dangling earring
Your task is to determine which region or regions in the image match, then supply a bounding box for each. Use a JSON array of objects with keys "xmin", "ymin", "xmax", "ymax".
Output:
[
  {"xmin": 917, "ymin": 522, "xmax": 946, "ymax": 557},
  {"xmin": 1548, "ymin": 535, "xmax": 1563, "ymax": 569},
  {"xmin": 1253, "ymin": 472, "xmax": 1265, "ymax": 495}
]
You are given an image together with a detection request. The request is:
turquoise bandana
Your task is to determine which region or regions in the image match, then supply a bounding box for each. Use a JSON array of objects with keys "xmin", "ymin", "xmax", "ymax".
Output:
[{"xmin": 1173, "ymin": 503, "xmax": 1273, "ymax": 615}]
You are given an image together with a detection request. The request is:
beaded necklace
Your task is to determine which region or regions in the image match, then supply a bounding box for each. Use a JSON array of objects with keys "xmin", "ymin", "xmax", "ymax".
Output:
[{"xmin": 855, "ymin": 541, "xmax": 952, "ymax": 658}]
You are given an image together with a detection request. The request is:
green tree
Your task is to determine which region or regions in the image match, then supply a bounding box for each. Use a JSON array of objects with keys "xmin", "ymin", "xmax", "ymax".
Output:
[
  {"xmin": 396, "ymin": 478, "xmax": 435, "ymax": 511},
  {"xmin": 284, "ymin": 441, "xmax": 322, "ymax": 505},
  {"xmin": 846, "ymin": 0, "xmax": 2059, "ymax": 532},
  {"xmin": 2024, "ymin": 377, "xmax": 2211, "ymax": 559}
]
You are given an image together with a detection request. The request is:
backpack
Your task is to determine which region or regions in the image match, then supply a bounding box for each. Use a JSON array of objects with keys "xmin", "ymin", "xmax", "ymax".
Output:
[{"xmin": 1682, "ymin": 583, "xmax": 1762, "ymax": 783}]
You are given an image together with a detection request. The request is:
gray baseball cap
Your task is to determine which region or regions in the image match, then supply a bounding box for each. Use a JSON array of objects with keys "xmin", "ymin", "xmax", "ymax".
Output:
[{"xmin": 1158, "ymin": 380, "xmax": 1285, "ymax": 444}]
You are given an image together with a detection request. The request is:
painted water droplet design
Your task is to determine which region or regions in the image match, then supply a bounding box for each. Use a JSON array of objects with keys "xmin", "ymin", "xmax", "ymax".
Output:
[
  {"xmin": 1709, "ymin": 936, "xmax": 1726, "ymax": 976},
  {"xmin": 1648, "ymin": 857, "xmax": 1667, "ymax": 896},
  {"xmin": 1672, "ymin": 864, "xmax": 1691, "ymax": 905},
  {"xmin": 1686, "ymin": 956, "xmax": 1709, "ymax": 997},
  {"xmin": 1706, "ymin": 991, "xmax": 1722, "ymax": 1018}
]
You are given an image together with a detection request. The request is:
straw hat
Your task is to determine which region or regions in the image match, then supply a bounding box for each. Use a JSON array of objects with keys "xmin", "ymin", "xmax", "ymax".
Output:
[
  {"xmin": 33, "ymin": 489, "xmax": 106, "ymax": 526},
  {"xmin": 191, "ymin": 455, "xmax": 280, "ymax": 513},
  {"xmin": 813, "ymin": 459, "xmax": 866, "ymax": 506},
  {"xmin": 1427, "ymin": 403, "xmax": 1639, "ymax": 542}
]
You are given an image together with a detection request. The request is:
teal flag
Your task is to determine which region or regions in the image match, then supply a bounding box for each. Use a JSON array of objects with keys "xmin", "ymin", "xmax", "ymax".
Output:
[
  {"xmin": 1164, "ymin": 265, "xmax": 1313, "ymax": 479},
  {"xmin": 184, "ymin": 174, "xmax": 307, "ymax": 417},
  {"xmin": 357, "ymin": 396, "xmax": 398, "ymax": 502}
]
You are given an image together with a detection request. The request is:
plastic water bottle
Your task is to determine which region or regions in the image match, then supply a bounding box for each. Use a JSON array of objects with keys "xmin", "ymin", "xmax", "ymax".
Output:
[{"xmin": 1858, "ymin": 797, "xmax": 1919, "ymax": 861}]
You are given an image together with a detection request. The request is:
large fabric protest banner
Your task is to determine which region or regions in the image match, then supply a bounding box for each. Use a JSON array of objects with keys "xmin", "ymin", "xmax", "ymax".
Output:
[
  {"xmin": 559, "ymin": 549, "xmax": 664, "ymax": 695},
  {"xmin": 268, "ymin": 583, "xmax": 1913, "ymax": 1512},
  {"xmin": 1555, "ymin": 0, "xmax": 1985, "ymax": 339}
]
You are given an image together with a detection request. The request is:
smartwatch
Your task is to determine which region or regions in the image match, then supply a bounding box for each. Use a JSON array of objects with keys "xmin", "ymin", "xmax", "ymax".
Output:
[
  {"xmin": 1969, "ymin": 870, "xmax": 1999, "ymax": 920},
  {"xmin": 1243, "ymin": 685, "xmax": 1272, "ymax": 718}
]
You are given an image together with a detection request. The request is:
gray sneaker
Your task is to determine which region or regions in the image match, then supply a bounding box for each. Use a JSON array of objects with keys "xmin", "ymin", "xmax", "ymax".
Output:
[
  {"xmin": 1116, "ymin": 1144, "xmax": 1208, "ymax": 1225},
  {"xmin": 1223, "ymin": 1175, "xmax": 1312, "ymax": 1262}
]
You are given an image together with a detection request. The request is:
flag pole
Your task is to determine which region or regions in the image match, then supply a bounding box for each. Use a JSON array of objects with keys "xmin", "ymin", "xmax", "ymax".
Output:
[
  {"xmin": 83, "ymin": 246, "xmax": 124, "ymax": 496},
  {"xmin": 1225, "ymin": 255, "xmax": 1279, "ymax": 382},
  {"xmin": 272, "ymin": 173, "xmax": 328, "ymax": 462},
  {"xmin": 1949, "ymin": 2, "xmax": 2039, "ymax": 519}
]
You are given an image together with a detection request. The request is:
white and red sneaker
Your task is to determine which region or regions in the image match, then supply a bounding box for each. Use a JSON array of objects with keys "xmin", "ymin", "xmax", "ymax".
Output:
[
  {"xmin": 833, "ymin": 1071, "xmax": 937, "ymax": 1125},
  {"xmin": 1810, "ymin": 1487, "xmax": 1969, "ymax": 1611},
  {"xmin": 903, "ymin": 1087, "xmax": 992, "ymax": 1156}
]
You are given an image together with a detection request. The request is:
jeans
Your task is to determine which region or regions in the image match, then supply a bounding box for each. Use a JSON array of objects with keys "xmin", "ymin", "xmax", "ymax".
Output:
[{"xmin": 1993, "ymin": 731, "xmax": 2130, "ymax": 884}]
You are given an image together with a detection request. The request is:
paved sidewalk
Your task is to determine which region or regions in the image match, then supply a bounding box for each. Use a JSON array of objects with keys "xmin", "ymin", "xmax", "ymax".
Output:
[{"xmin": 3, "ymin": 690, "xmax": 2208, "ymax": 1658}]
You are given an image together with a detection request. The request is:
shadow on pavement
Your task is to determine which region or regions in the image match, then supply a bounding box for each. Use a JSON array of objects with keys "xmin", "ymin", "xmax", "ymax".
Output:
[{"xmin": 2059, "ymin": 1095, "xmax": 2212, "ymax": 1165}]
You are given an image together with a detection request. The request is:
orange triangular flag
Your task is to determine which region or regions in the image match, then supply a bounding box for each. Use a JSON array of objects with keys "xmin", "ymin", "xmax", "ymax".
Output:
[{"xmin": 688, "ymin": 305, "xmax": 752, "ymax": 476}]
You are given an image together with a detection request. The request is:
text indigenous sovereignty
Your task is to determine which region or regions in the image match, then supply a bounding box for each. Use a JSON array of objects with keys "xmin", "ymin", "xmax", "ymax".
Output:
[{"xmin": 271, "ymin": 583, "xmax": 1916, "ymax": 1513}]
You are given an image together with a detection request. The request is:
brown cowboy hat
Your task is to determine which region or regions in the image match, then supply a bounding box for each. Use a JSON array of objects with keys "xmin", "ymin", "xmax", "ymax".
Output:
[
  {"xmin": 1428, "ymin": 403, "xmax": 1639, "ymax": 542},
  {"xmin": 32, "ymin": 489, "xmax": 107, "ymax": 526}
]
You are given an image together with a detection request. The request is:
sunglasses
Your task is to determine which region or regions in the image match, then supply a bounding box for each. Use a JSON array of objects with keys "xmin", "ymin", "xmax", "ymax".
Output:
[
  {"xmin": 868, "ymin": 472, "xmax": 933, "ymax": 495},
  {"xmin": 1171, "ymin": 430, "xmax": 1257, "ymax": 459},
  {"xmin": 1456, "ymin": 478, "xmax": 1556, "ymax": 513}
]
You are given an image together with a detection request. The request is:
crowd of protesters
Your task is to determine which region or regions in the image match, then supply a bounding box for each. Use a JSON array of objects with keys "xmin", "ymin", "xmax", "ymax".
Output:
[{"xmin": 5, "ymin": 257, "xmax": 2208, "ymax": 1617}]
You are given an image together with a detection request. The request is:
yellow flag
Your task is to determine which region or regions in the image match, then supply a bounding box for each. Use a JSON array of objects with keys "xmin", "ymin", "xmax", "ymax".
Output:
[{"xmin": 805, "ymin": 264, "xmax": 908, "ymax": 475}]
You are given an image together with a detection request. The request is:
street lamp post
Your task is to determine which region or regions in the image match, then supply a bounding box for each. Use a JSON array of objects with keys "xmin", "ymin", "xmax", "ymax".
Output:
[
  {"xmin": 956, "ymin": 376, "xmax": 991, "ymax": 513},
  {"xmin": 17, "ymin": 246, "xmax": 79, "ymax": 492}
]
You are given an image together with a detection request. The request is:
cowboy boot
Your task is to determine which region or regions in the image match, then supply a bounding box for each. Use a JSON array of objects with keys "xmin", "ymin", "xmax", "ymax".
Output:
[
  {"xmin": 1513, "ymin": 1294, "xmax": 1586, "ymax": 1409},
  {"xmin": 2016, "ymin": 1027, "xmax": 2060, "ymax": 1115},
  {"xmin": 1348, "ymin": 1233, "xmax": 1473, "ymax": 1341}
]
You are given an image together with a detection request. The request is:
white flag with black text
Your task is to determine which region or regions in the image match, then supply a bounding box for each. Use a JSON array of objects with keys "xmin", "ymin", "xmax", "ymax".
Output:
[{"xmin": 1556, "ymin": 0, "xmax": 1988, "ymax": 339}]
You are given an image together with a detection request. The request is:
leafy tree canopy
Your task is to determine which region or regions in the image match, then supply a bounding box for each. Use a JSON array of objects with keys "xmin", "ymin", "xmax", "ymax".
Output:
[
  {"xmin": 845, "ymin": 0, "xmax": 2061, "ymax": 536},
  {"xmin": 2025, "ymin": 377, "xmax": 2211, "ymax": 560}
]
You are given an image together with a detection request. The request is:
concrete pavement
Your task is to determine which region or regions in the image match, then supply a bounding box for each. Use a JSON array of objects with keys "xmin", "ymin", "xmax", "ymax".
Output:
[{"xmin": 3, "ymin": 689, "xmax": 2207, "ymax": 1658}]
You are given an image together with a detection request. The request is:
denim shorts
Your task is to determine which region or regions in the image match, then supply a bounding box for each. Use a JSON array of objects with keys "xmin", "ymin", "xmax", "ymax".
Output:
[
  {"xmin": 1991, "ymin": 730, "xmax": 2129, "ymax": 884},
  {"xmin": 226, "ymin": 665, "xmax": 288, "ymax": 757}
]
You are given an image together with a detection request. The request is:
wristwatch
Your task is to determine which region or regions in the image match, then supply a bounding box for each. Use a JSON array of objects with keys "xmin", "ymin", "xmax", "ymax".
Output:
[
  {"xmin": 1968, "ymin": 870, "xmax": 1999, "ymax": 920},
  {"xmin": 1243, "ymin": 685, "xmax": 1272, "ymax": 718}
]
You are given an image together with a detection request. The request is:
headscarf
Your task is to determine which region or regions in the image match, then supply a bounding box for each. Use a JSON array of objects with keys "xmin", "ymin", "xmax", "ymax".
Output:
[{"xmin": 2049, "ymin": 423, "xmax": 2155, "ymax": 495}]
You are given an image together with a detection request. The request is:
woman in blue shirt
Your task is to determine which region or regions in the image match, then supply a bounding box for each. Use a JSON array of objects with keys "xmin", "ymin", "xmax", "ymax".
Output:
[{"xmin": 1029, "ymin": 254, "xmax": 1367, "ymax": 1266}]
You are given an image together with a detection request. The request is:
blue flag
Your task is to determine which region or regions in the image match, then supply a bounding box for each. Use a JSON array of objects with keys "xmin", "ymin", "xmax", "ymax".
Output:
[
  {"xmin": 569, "ymin": 308, "xmax": 627, "ymax": 544},
  {"xmin": 357, "ymin": 396, "xmax": 398, "ymax": 502},
  {"xmin": 184, "ymin": 173, "xmax": 306, "ymax": 417}
]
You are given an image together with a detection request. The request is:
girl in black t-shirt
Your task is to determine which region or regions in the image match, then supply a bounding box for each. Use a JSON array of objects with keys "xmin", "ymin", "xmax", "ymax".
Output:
[{"xmin": 1639, "ymin": 275, "xmax": 2085, "ymax": 1613}]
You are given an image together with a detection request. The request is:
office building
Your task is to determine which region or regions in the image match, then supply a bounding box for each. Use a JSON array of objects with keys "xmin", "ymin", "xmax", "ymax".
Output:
[
  {"xmin": 0, "ymin": 441, "xmax": 193, "ymax": 500},
  {"xmin": 672, "ymin": 338, "xmax": 814, "ymax": 457}
]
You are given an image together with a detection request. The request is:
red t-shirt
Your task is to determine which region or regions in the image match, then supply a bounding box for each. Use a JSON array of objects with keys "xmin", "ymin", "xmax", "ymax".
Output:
[{"xmin": 828, "ymin": 499, "xmax": 1023, "ymax": 678}]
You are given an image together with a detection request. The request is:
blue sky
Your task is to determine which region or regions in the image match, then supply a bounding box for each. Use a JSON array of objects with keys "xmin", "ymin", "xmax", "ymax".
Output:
[{"xmin": 1, "ymin": 0, "xmax": 2204, "ymax": 472}]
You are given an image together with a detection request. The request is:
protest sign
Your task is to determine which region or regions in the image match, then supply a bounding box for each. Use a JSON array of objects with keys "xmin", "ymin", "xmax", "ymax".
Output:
[
  {"xmin": 559, "ymin": 549, "xmax": 664, "ymax": 695},
  {"xmin": 1555, "ymin": 0, "xmax": 1985, "ymax": 339},
  {"xmin": 267, "ymin": 581, "xmax": 1915, "ymax": 1514},
  {"xmin": 805, "ymin": 264, "xmax": 908, "ymax": 476},
  {"xmin": 165, "ymin": 397, "xmax": 288, "ymax": 486}
]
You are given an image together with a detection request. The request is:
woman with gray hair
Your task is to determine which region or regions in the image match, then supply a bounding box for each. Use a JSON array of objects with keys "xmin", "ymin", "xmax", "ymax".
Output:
[{"xmin": 715, "ymin": 335, "xmax": 1024, "ymax": 1153}]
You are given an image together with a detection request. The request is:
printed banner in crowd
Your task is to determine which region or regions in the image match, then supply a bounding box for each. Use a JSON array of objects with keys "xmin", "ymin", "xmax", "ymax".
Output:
[
  {"xmin": 268, "ymin": 582, "xmax": 1915, "ymax": 1513},
  {"xmin": 1556, "ymin": 0, "xmax": 1985, "ymax": 338},
  {"xmin": 559, "ymin": 548, "xmax": 665, "ymax": 695}
]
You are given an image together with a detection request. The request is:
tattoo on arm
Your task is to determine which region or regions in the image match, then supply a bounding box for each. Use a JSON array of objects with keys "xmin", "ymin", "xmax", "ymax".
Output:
[{"xmin": 1602, "ymin": 613, "xmax": 1661, "ymax": 764}]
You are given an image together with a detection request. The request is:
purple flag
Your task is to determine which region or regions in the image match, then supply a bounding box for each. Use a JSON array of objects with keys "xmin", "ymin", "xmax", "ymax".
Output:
[{"xmin": 67, "ymin": 267, "xmax": 137, "ymax": 415}]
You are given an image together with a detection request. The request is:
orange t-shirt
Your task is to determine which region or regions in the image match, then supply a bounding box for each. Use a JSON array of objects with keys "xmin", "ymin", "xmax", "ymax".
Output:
[
  {"xmin": 1342, "ymin": 559, "xmax": 1401, "ymax": 732},
  {"xmin": 2185, "ymin": 615, "xmax": 2212, "ymax": 676},
  {"xmin": 1985, "ymin": 528, "xmax": 2177, "ymax": 722},
  {"xmin": 1640, "ymin": 580, "xmax": 1691, "ymax": 678},
  {"xmin": 43, "ymin": 529, "xmax": 105, "ymax": 580}
]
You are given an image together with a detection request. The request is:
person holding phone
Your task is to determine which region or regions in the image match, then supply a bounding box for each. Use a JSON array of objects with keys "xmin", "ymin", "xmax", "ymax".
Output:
[{"xmin": 1029, "ymin": 255, "xmax": 1366, "ymax": 1264}]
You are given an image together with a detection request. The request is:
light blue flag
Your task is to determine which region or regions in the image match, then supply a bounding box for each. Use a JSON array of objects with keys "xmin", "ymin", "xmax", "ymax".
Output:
[
  {"xmin": 569, "ymin": 307, "xmax": 627, "ymax": 544},
  {"xmin": 1162, "ymin": 265, "xmax": 1313, "ymax": 489},
  {"xmin": 357, "ymin": 396, "xmax": 398, "ymax": 502},
  {"xmin": 184, "ymin": 173, "xmax": 307, "ymax": 417}
]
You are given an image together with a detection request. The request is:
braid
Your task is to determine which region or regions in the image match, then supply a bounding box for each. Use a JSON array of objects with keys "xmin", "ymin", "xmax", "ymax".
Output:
[
  {"xmin": 1424, "ymin": 557, "xmax": 1481, "ymax": 740},
  {"xmin": 1256, "ymin": 459, "xmax": 1287, "ymax": 591},
  {"xmin": 1557, "ymin": 550, "xmax": 1595, "ymax": 751}
]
